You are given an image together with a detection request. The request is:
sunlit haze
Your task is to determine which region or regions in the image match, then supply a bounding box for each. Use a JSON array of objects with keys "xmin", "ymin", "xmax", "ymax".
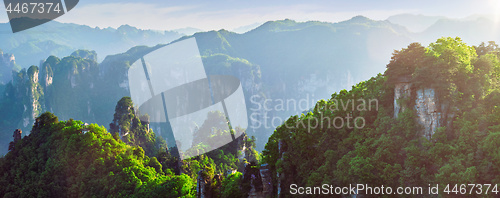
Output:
[{"xmin": 1, "ymin": 0, "xmax": 500, "ymax": 31}]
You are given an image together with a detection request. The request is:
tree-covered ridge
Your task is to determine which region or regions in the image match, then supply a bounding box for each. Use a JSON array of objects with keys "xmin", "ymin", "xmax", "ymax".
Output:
[
  {"xmin": 386, "ymin": 37, "xmax": 499, "ymax": 111},
  {"xmin": 262, "ymin": 37, "xmax": 500, "ymax": 197},
  {"xmin": 0, "ymin": 112, "xmax": 194, "ymax": 197}
]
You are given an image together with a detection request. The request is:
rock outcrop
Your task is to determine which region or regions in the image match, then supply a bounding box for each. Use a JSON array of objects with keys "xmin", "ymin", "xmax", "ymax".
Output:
[
  {"xmin": 415, "ymin": 88, "xmax": 442, "ymax": 139},
  {"xmin": 196, "ymin": 170, "xmax": 207, "ymax": 198},
  {"xmin": 259, "ymin": 164, "xmax": 273, "ymax": 197},
  {"xmin": 11, "ymin": 66, "xmax": 44, "ymax": 129},
  {"xmin": 243, "ymin": 163, "xmax": 273, "ymax": 198},
  {"xmin": 196, "ymin": 169, "xmax": 222, "ymax": 198},
  {"xmin": 0, "ymin": 50, "xmax": 17, "ymax": 84},
  {"xmin": 13, "ymin": 129, "xmax": 21, "ymax": 143},
  {"xmin": 394, "ymin": 78, "xmax": 454, "ymax": 139},
  {"xmin": 243, "ymin": 163, "xmax": 263, "ymax": 198},
  {"xmin": 393, "ymin": 77, "xmax": 411, "ymax": 118},
  {"xmin": 8, "ymin": 129, "xmax": 22, "ymax": 151}
]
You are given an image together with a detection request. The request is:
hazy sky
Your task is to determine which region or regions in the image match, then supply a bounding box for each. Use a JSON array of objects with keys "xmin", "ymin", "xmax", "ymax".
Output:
[{"xmin": 1, "ymin": 0, "xmax": 500, "ymax": 31}]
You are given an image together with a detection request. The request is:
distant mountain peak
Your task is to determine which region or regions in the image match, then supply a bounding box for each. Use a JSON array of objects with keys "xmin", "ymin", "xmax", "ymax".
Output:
[
  {"xmin": 347, "ymin": 15, "xmax": 372, "ymax": 23},
  {"xmin": 172, "ymin": 27, "xmax": 204, "ymax": 35},
  {"xmin": 386, "ymin": 14, "xmax": 446, "ymax": 32},
  {"xmin": 261, "ymin": 19, "xmax": 298, "ymax": 26},
  {"xmin": 249, "ymin": 19, "xmax": 302, "ymax": 33},
  {"xmin": 117, "ymin": 24, "xmax": 139, "ymax": 32}
]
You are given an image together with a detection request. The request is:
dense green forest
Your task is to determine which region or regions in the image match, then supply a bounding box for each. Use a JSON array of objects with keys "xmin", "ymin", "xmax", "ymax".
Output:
[
  {"xmin": 0, "ymin": 111, "xmax": 195, "ymax": 197},
  {"xmin": 3, "ymin": 16, "xmax": 498, "ymax": 157},
  {"xmin": 0, "ymin": 97, "xmax": 260, "ymax": 197},
  {"xmin": 0, "ymin": 36, "xmax": 499, "ymax": 197},
  {"xmin": 263, "ymin": 37, "xmax": 500, "ymax": 197}
]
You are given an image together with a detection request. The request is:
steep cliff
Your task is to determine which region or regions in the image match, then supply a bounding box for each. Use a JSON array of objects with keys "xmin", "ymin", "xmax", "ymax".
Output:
[
  {"xmin": 393, "ymin": 77, "xmax": 411, "ymax": 118},
  {"xmin": 394, "ymin": 84, "xmax": 453, "ymax": 139},
  {"xmin": 414, "ymin": 88, "xmax": 442, "ymax": 139},
  {"xmin": 0, "ymin": 47, "xmax": 263, "ymax": 156},
  {"xmin": 0, "ymin": 49, "xmax": 19, "ymax": 84},
  {"xmin": 23, "ymin": 66, "xmax": 43, "ymax": 128},
  {"xmin": 0, "ymin": 50, "xmax": 120, "ymax": 154}
]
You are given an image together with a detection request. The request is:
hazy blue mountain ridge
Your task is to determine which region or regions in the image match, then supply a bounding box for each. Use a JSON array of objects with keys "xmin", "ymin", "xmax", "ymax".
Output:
[
  {"xmin": 1, "ymin": 14, "xmax": 500, "ymax": 153},
  {"xmin": 0, "ymin": 21, "xmax": 184, "ymax": 68}
]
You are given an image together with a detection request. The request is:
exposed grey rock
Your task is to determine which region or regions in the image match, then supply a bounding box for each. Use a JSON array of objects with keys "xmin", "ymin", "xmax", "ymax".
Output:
[
  {"xmin": 0, "ymin": 50, "xmax": 16, "ymax": 84},
  {"xmin": 393, "ymin": 77, "xmax": 411, "ymax": 118},
  {"xmin": 393, "ymin": 81, "xmax": 454, "ymax": 139},
  {"xmin": 260, "ymin": 164, "xmax": 273, "ymax": 197},
  {"xmin": 197, "ymin": 170, "xmax": 206, "ymax": 198},
  {"xmin": 394, "ymin": 82, "xmax": 411, "ymax": 118},
  {"xmin": 415, "ymin": 88, "xmax": 441, "ymax": 139}
]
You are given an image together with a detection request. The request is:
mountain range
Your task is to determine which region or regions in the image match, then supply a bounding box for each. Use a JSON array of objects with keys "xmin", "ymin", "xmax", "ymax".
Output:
[
  {"xmin": 1, "ymin": 14, "xmax": 500, "ymax": 155},
  {"xmin": 0, "ymin": 21, "xmax": 184, "ymax": 68}
]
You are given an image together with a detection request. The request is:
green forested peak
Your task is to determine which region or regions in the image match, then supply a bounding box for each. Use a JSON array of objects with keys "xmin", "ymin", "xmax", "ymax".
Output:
[{"xmin": 70, "ymin": 49, "xmax": 98, "ymax": 62}]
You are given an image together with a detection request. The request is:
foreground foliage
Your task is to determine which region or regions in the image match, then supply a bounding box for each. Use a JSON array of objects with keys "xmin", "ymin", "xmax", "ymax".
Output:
[{"xmin": 0, "ymin": 112, "xmax": 194, "ymax": 197}]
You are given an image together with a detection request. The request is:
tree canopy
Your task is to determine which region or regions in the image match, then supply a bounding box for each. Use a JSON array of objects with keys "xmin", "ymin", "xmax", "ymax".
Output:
[
  {"xmin": 263, "ymin": 37, "xmax": 500, "ymax": 197},
  {"xmin": 0, "ymin": 112, "xmax": 194, "ymax": 197}
]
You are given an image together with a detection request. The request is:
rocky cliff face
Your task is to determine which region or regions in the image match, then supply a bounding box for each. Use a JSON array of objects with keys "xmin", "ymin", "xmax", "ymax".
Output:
[
  {"xmin": 196, "ymin": 169, "xmax": 223, "ymax": 198},
  {"xmin": 12, "ymin": 129, "xmax": 21, "ymax": 142},
  {"xmin": 1, "ymin": 51, "xmax": 105, "ymax": 149},
  {"xmin": 415, "ymin": 88, "xmax": 442, "ymax": 139},
  {"xmin": 394, "ymin": 83, "xmax": 453, "ymax": 139},
  {"xmin": 0, "ymin": 47, "xmax": 264, "ymax": 156},
  {"xmin": 196, "ymin": 170, "xmax": 207, "ymax": 198},
  {"xmin": 26, "ymin": 66, "xmax": 42, "ymax": 128},
  {"xmin": 394, "ymin": 82, "xmax": 411, "ymax": 118},
  {"xmin": 0, "ymin": 50, "xmax": 17, "ymax": 84},
  {"xmin": 259, "ymin": 164, "xmax": 273, "ymax": 197},
  {"xmin": 39, "ymin": 61, "xmax": 53, "ymax": 88},
  {"xmin": 10, "ymin": 66, "xmax": 44, "ymax": 129},
  {"xmin": 8, "ymin": 129, "xmax": 22, "ymax": 151}
]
